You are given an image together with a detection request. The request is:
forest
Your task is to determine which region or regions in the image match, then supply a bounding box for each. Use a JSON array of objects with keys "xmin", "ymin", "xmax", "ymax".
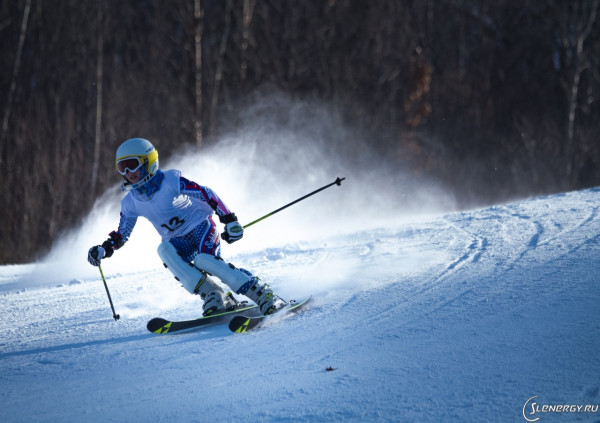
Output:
[{"xmin": 1, "ymin": 0, "xmax": 599, "ymax": 264}]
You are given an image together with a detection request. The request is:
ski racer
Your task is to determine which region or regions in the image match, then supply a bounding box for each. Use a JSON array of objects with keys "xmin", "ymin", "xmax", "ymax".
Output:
[{"xmin": 87, "ymin": 138, "xmax": 285, "ymax": 316}]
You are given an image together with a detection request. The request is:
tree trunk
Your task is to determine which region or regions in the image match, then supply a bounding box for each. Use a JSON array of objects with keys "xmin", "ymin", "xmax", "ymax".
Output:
[
  {"xmin": 1, "ymin": 0, "xmax": 31, "ymax": 167},
  {"xmin": 194, "ymin": 0, "xmax": 204, "ymax": 148},
  {"xmin": 91, "ymin": 1, "xmax": 104, "ymax": 193}
]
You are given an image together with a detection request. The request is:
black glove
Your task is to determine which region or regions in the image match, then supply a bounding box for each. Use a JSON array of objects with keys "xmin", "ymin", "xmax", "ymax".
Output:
[
  {"xmin": 87, "ymin": 231, "xmax": 124, "ymax": 266},
  {"xmin": 87, "ymin": 246, "xmax": 105, "ymax": 266}
]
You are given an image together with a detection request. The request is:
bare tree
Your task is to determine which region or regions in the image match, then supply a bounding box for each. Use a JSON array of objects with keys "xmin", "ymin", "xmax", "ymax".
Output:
[
  {"xmin": 241, "ymin": 0, "xmax": 256, "ymax": 81},
  {"xmin": 194, "ymin": 0, "xmax": 204, "ymax": 148},
  {"xmin": 91, "ymin": 1, "xmax": 104, "ymax": 193},
  {"xmin": 557, "ymin": 0, "xmax": 599, "ymax": 179},
  {"xmin": 209, "ymin": 0, "xmax": 233, "ymax": 141},
  {"xmin": 0, "ymin": 0, "xmax": 31, "ymax": 167}
]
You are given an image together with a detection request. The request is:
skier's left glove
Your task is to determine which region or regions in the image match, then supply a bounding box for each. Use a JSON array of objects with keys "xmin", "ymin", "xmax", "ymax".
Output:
[{"xmin": 220, "ymin": 213, "xmax": 244, "ymax": 244}]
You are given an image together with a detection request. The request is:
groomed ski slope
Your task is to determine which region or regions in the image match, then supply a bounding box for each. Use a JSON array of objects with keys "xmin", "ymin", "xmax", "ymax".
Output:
[{"xmin": 1, "ymin": 186, "xmax": 599, "ymax": 422}]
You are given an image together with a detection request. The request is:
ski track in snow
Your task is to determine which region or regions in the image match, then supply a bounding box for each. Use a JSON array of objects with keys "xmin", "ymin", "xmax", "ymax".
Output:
[{"xmin": 1, "ymin": 188, "xmax": 600, "ymax": 422}]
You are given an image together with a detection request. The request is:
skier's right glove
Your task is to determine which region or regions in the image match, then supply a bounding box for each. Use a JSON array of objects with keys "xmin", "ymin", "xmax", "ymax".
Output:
[
  {"xmin": 88, "ymin": 246, "xmax": 106, "ymax": 266},
  {"xmin": 87, "ymin": 231, "xmax": 124, "ymax": 266}
]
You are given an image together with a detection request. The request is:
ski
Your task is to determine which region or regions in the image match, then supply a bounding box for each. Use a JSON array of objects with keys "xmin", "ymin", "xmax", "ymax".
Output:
[
  {"xmin": 147, "ymin": 304, "xmax": 260, "ymax": 334},
  {"xmin": 228, "ymin": 296, "xmax": 312, "ymax": 333}
]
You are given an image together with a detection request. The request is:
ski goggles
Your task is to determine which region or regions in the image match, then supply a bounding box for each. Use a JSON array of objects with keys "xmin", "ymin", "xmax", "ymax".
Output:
[{"xmin": 116, "ymin": 157, "xmax": 144, "ymax": 175}]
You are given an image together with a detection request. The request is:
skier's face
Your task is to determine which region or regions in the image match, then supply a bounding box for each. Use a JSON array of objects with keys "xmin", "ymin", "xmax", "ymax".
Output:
[{"xmin": 124, "ymin": 168, "xmax": 141, "ymax": 184}]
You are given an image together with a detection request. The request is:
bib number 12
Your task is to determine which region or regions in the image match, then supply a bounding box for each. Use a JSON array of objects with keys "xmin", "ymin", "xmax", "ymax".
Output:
[{"xmin": 161, "ymin": 216, "xmax": 185, "ymax": 232}]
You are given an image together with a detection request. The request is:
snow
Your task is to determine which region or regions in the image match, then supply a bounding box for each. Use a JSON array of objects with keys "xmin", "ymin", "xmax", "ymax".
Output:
[{"xmin": 1, "ymin": 184, "xmax": 600, "ymax": 422}]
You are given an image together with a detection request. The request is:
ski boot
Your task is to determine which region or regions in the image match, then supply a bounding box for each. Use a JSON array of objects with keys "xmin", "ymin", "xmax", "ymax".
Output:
[
  {"xmin": 201, "ymin": 289, "xmax": 238, "ymax": 316},
  {"xmin": 244, "ymin": 277, "xmax": 286, "ymax": 315}
]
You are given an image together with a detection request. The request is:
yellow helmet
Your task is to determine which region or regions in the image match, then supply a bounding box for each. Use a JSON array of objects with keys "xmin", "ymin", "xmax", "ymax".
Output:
[{"xmin": 115, "ymin": 138, "xmax": 159, "ymax": 189}]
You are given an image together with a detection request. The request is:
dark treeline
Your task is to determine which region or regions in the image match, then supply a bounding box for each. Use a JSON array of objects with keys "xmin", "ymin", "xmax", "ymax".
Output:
[{"xmin": 1, "ymin": 0, "xmax": 599, "ymax": 264}]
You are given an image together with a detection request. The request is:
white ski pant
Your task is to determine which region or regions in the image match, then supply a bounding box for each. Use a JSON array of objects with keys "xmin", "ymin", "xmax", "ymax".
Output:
[{"xmin": 157, "ymin": 242, "xmax": 255, "ymax": 295}]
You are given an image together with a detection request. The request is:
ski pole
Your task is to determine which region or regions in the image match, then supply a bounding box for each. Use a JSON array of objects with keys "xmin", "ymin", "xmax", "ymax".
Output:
[
  {"xmin": 98, "ymin": 264, "xmax": 120, "ymax": 321},
  {"xmin": 243, "ymin": 177, "xmax": 346, "ymax": 229}
]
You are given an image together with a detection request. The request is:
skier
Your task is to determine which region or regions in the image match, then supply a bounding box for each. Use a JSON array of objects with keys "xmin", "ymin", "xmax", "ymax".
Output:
[{"xmin": 87, "ymin": 138, "xmax": 285, "ymax": 316}]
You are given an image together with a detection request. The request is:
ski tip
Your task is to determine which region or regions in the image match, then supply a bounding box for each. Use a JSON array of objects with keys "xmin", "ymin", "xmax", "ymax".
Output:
[
  {"xmin": 235, "ymin": 317, "xmax": 251, "ymax": 333},
  {"xmin": 288, "ymin": 295, "xmax": 312, "ymax": 308},
  {"xmin": 146, "ymin": 317, "xmax": 172, "ymax": 334},
  {"xmin": 229, "ymin": 317, "xmax": 251, "ymax": 333}
]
